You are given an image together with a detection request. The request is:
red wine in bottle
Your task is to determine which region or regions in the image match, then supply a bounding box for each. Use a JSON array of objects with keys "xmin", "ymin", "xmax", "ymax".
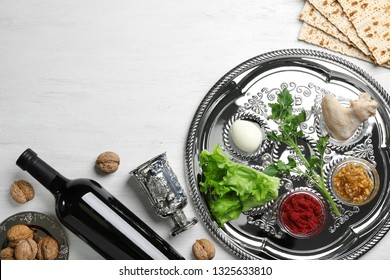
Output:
[{"xmin": 16, "ymin": 148, "xmax": 184, "ymax": 260}]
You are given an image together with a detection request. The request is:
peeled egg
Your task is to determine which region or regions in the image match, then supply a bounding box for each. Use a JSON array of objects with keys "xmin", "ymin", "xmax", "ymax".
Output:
[{"xmin": 230, "ymin": 119, "xmax": 263, "ymax": 153}]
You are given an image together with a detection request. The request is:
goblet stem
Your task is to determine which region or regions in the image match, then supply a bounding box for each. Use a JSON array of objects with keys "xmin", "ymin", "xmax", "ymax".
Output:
[{"xmin": 170, "ymin": 209, "xmax": 198, "ymax": 237}]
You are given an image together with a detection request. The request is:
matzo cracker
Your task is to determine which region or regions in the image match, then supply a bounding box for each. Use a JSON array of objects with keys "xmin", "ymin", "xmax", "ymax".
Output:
[
  {"xmin": 337, "ymin": 0, "xmax": 390, "ymax": 65},
  {"xmin": 300, "ymin": 1, "xmax": 353, "ymax": 45},
  {"xmin": 299, "ymin": 22, "xmax": 372, "ymax": 62},
  {"xmin": 307, "ymin": 0, "xmax": 371, "ymax": 55}
]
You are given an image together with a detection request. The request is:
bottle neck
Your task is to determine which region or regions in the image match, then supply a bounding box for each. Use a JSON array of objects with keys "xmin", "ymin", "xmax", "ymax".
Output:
[{"xmin": 16, "ymin": 148, "xmax": 69, "ymax": 195}]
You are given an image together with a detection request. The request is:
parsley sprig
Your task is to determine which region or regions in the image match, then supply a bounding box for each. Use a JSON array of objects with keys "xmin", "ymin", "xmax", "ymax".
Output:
[{"xmin": 263, "ymin": 88, "xmax": 340, "ymax": 216}]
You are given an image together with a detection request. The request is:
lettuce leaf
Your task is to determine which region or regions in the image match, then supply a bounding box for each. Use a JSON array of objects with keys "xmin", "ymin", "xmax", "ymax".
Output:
[{"xmin": 199, "ymin": 144, "xmax": 280, "ymax": 227}]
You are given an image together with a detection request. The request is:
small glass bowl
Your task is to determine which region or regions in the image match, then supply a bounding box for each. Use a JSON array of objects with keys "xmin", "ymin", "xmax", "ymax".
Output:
[
  {"xmin": 330, "ymin": 157, "xmax": 379, "ymax": 206},
  {"xmin": 278, "ymin": 190, "xmax": 327, "ymax": 239}
]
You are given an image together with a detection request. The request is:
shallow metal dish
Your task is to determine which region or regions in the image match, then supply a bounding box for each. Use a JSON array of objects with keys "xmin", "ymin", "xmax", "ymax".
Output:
[
  {"xmin": 0, "ymin": 211, "xmax": 69, "ymax": 260},
  {"xmin": 185, "ymin": 49, "xmax": 390, "ymax": 259}
]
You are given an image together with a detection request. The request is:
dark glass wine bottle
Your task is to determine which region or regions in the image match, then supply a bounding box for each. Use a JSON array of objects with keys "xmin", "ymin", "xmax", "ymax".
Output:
[{"xmin": 16, "ymin": 148, "xmax": 184, "ymax": 260}]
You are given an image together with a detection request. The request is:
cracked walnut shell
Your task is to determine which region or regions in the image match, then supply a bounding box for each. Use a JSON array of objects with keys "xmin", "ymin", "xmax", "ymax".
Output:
[
  {"xmin": 37, "ymin": 236, "xmax": 59, "ymax": 260},
  {"xmin": 96, "ymin": 151, "xmax": 120, "ymax": 174},
  {"xmin": 14, "ymin": 238, "xmax": 38, "ymax": 260},
  {"xmin": 10, "ymin": 180, "xmax": 35, "ymax": 204},
  {"xmin": 0, "ymin": 247, "xmax": 15, "ymax": 260},
  {"xmin": 192, "ymin": 239, "xmax": 216, "ymax": 260},
  {"xmin": 7, "ymin": 225, "xmax": 34, "ymax": 247}
]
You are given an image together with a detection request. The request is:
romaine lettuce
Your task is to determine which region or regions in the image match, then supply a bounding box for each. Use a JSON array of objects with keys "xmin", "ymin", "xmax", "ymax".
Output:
[{"xmin": 199, "ymin": 144, "xmax": 280, "ymax": 227}]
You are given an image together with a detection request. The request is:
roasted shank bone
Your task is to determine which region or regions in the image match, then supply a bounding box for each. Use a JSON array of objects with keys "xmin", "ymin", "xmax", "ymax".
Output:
[{"xmin": 321, "ymin": 92, "xmax": 378, "ymax": 141}]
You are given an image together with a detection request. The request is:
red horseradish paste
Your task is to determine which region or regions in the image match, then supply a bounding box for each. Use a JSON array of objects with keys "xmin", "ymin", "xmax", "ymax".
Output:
[{"xmin": 280, "ymin": 192, "xmax": 324, "ymax": 236}]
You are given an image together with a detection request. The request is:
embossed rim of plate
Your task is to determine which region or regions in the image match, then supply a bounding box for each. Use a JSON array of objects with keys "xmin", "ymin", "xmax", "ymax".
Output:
[
  {"xmin": 0, "ymin": 211, "xmax": 69, "ymax": 260},
  {"xmin": 184, "ymin": 48, "xmax": 390, "ymax": 260}
]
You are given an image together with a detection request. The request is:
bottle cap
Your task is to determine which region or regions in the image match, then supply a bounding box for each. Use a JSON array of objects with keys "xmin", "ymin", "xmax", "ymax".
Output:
[{"xmin": 16, "ymin": 148, "xmax": 38, "ymax": 171}]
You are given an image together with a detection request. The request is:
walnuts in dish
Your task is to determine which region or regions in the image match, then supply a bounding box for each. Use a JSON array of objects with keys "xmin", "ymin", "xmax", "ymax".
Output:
[
  {"xmin": 10, "ymin": 180, "xmax": 35, "ymax": 204},
  {"xmin": 4, "ymin": 224, "xmax": 59, "ymax": 260},
  {"xmin": 96, "ymin": 151, "xmax": 120, "ymax": 174},
  {"xmin": 192, "ymin": 239, "xmax": 216, "ymax": 260}
]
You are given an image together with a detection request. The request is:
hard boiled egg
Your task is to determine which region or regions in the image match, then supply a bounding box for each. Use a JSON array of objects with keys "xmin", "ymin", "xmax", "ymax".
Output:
[{"xmin": 230, "ymin": 119, "xmax": 263, "ymax": 154}]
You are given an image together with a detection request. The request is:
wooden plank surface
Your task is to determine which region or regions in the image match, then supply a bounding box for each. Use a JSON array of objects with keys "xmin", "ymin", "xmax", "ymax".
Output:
[{"xmin": 1, "ymin": 0, "xmax": 389, "ymax": 260}]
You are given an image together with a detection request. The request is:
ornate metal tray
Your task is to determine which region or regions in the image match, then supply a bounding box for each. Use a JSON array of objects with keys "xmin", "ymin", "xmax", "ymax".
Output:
[{"xmin": 185, "ymin": 49, "xmax": 390, "ymax": 259}]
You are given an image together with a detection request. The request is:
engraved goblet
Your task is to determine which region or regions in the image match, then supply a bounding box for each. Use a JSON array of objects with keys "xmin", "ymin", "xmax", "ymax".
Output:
[{"xmin": 130, "ymin": 153, "xmax": 198, "ymax": 236}]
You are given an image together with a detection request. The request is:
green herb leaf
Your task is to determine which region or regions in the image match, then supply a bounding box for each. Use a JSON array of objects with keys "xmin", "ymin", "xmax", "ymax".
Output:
[
  {"xmin": 267, "ymin": 130, "xmax": 283, "ymax": 142},
  {"xmin": 317, "ymin": 135, "xmax": 330, "ymax": 157},
  {"xmin": 308, "ymin": 155, "xmax": 321, "ymax": 169},
  {"xmin": 263, "ymin": 157, "xmax": 297, "ymax": 177},
  {"xmin": 277, "ymin": 88, "xmax": 294, "ymax": 108},
  {"xmin": 262, "ymin": 164, "xmax": 280, "ymax": 177}
]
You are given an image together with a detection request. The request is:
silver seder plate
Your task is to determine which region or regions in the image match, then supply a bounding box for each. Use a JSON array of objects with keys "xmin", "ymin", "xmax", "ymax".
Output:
[{"xmin": 185, "ymin": 49, "xmax": 390, "ymax": 259}]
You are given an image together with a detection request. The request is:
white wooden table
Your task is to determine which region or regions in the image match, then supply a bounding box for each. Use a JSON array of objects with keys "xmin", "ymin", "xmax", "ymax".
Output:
[{"xmin": 1, "ymin": 0, "xmax": 389, "ymax": 260}]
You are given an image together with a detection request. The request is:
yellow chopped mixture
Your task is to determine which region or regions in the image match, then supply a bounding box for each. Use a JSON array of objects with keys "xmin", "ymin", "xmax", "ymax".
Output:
[{"xmin": 333, "ymin": 163, "xmax": 374, "ymax": 204}]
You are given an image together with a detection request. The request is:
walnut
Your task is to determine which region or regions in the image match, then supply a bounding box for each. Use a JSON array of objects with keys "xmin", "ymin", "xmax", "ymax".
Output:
[
  {"xmin": 0, "ymin": 247, "xmax": 15, "ymax": 260},
  {"xmin": 192, "ymin": 239, "xmax": 216, "ymax": 260},
  {"xmin": 96, "ymin": 151, "xmax": 120, "ymax": 174},
  {"xmin": 14, "ymin": 238, "xmax": 38, "ymax": 260},
  {"xmin": 32, "ymin": 228, "xmax": 41, "ymax": 243},
  {"xmin": 7, "ymin": 225, "xmax": 34, "ymax": 247},
  {"xmin": 37, "ymin": 236, "xmax": 59, "ymax": 260},
  {"xmin": 10, "ymin": 180, "xmax": 35, "ymax": 204}
]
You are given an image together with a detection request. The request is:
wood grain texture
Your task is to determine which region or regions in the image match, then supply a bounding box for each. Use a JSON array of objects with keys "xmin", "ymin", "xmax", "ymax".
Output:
[{"xmin": 0, "ymin": 0, "xmax": 389, "ymax": 260}]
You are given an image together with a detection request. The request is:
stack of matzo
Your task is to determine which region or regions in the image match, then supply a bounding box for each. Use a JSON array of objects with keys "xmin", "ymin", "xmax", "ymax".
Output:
[{"xmin": 298, "ymin": 0, "xmax": 390, "ymax": 67}]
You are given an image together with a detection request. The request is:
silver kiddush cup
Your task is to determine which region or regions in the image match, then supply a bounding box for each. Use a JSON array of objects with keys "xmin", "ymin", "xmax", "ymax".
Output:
[{"xmin": 130, "ymin": 153, "xmax": 198, "ymax": 236}]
